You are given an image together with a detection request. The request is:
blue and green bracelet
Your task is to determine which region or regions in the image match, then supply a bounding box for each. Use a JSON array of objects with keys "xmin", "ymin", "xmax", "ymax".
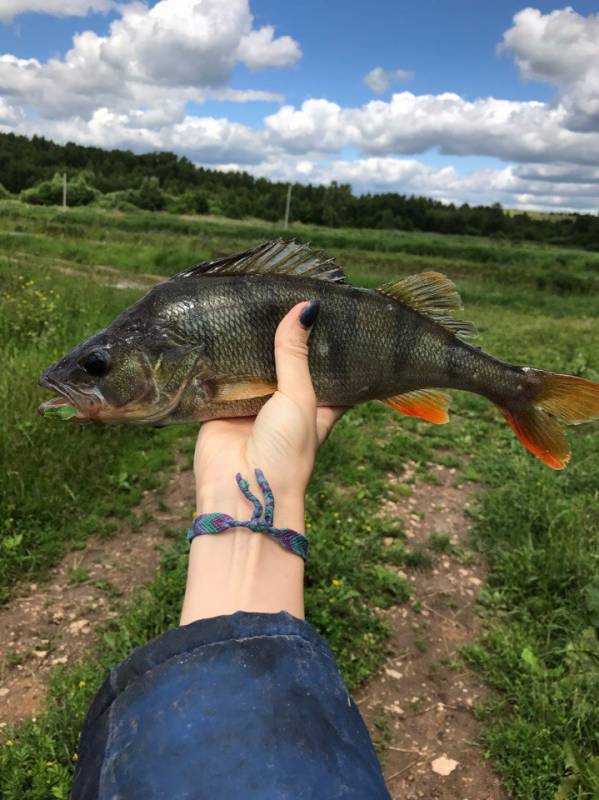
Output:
[{"xmin": 187, "ymin": 468, "xmax": 309, "ymax": 561}]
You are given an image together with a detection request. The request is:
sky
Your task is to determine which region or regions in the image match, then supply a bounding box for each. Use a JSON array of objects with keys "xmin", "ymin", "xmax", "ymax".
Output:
[{"xmin": 1, "ymin": 0, "xmax": 599, "ymax": 211}]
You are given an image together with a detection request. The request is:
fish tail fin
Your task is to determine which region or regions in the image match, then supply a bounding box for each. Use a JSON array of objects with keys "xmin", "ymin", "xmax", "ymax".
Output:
[{"xmin": 498, "ymin": 371, "xmax": 599, "ymax": 469}]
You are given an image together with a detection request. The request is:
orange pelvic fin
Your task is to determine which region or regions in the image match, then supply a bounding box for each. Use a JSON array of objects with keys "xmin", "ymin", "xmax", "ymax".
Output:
[
  {"xmin": 499, "ymin": 370, "xmax": 599, "ymax": 469},
  {"xmin": 383, "ymin": 389, "xmax": 449, "ymax": 424}
]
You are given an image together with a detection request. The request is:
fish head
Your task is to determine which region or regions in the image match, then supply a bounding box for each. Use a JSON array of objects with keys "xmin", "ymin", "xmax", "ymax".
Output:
[{"xmin": 38, "ymin": 297, "xmax": 207, "ymax": 424}]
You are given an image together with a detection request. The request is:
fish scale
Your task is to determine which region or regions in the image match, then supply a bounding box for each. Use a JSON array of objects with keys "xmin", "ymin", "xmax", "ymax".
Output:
[{"xmin": 38, "ymin": 239, "xmax": 599, "ymax": 469}]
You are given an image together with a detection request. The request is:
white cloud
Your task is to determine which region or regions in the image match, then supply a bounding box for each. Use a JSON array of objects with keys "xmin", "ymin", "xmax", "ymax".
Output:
[
  {"xmin": 500, "ymin": 7, "xmax": 599, "ymax": 85},
  {"xmin": 238, "ymin": 154, "xmax": 599, "ymax": 212},
  {"xmin": 364, "ymin": 66, "xmax": 414, "ymax": 94},
  {"xmin": 169, "ymin": 115, "xmax": 267, "ymax": 163},
  {"xmin": 500, "ymin": 7, "xmax": 599, "ymax": 132},
  {"xmin": 265, "ymin": 99, "xmax": 349, "ymax": 153},
  {"xmin": 236, "ymin": 25, "xmax": 301, "ymax": 70},
  {"xmin": 11, "ymin": 108, "xmax": 269, "ymax": 164},
  {"xmin": 0, "ymin": 96, "xmax": 22, "ymax": 124},
  {"xmin": 0, "ymin": 0, "xmax": 295, "ymax": 164},
  {"xmin": 4, "ymin": 3, "xmax": 599, "ymax": 212},
  {"xmin": 513, "ymin": 163, "xmax": 599, "ymax": 184},
  {"xmin": 211, "ymin": 88, "xmax": 284, "ymax": 104},
  {"xmin": 0, "ymin": 0, "xmax": 114, "ymax": 21},
  {"xmin": 0, "ymin": 0, "xmax": 299, "ymax": 119},
  {"xmin": 264, "ymin": 92, "xmax": 599, "ymax": 165},
  {"xmin": 97, "ymin": 0, "xmax": 300, "ymax": 88},
  {"xmin": 258, "ymin": 9, "xmax": 599, "ymax": 167}
]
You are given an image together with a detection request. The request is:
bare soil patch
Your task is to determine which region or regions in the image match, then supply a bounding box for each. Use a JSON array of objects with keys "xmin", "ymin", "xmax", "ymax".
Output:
[
  {"xmin": 6, "ymin": 250, "xmax": 166, "ymax": 291},
  {"xmin": 359, "ymin": 461, "xmax": 508, "ymax": 800},
  {"xmin": 0, "ymin": 454, "xmax": 194, "ymax": 727},
  {"xmin": 54, "ymin": 262, "xmax": 165, "ymax": 290}
]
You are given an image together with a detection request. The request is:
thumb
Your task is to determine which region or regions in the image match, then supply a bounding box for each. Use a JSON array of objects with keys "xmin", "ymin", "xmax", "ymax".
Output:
[{"xmin": 274, "ymin": 299, "xmax": 320, "ymax": 405}]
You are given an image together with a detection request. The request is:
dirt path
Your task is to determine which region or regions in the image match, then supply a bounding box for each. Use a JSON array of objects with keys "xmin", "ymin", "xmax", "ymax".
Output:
[
  {"xmin": 6, "ymin": 250, "xmax": 166, "ymax": 291},
  {"xmin": 54, "ymin": 262, "xmax": 166, "ymax": 291},
  {"xmin": 0, "ymin": 454, "xmax": 194, "ymax": 727},
  {"xmin": 358, "ymin": 460, "xmax": 507, "ymax": 800},
  {"xmin": 0, "ymin": 451, "xmax": 507, "ymax": 799}
]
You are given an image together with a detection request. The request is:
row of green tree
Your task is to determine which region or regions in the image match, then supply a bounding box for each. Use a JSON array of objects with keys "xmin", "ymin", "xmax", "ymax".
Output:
[{"xmin": 1, "ymin": 131, "xmax": 599, "ymax": 248}]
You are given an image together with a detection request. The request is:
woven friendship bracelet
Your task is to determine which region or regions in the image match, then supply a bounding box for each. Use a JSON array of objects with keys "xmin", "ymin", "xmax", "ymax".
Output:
[{"xmin": 187, "ymin": 468, "xmax": 309, "ymax": 561}]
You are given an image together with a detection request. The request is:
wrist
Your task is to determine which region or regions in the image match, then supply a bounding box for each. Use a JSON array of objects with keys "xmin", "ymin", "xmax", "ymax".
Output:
[
  {"xmin": 195, "ymin": 483, "xmax": 305, "ymax": 532},
  {"xmin": 182, "ymin": 485, "xmax": 306, "ymax": 625}
]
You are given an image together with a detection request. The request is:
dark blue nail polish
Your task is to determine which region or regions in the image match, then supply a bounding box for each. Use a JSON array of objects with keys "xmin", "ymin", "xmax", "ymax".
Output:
[{"xmin": 299, "ymin": 299, "xmax": 320, "ymax": 329}]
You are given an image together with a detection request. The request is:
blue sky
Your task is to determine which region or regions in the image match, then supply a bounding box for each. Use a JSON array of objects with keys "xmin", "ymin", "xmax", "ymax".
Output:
[{"xmin": 2, "ymin": 0, "xmax": 599, "ymax": 210}]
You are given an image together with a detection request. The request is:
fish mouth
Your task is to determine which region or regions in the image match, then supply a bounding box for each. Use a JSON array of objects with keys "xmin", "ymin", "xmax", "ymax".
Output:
[{"xmin": 37, "ymin": 375, "xmax": 104, "ymax": 421}]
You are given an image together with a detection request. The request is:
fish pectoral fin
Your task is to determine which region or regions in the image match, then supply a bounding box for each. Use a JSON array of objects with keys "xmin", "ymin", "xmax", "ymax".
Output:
[
  {"xmin": 377, "ymin": 272, "xmax": 478, "ymax": 341},
  {"xmin": 212, "ymin": 378, "xmax": 276, "ymax": 403},
  {"xmin": 383, "ymin": 389, "xmax": 450, "ymax": 424}
]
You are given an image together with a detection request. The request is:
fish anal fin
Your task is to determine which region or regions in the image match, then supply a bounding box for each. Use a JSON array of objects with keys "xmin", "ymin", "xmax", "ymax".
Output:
[
  {"xmin": 212, "ymin": 379, "xmax": 276, "ymax": 403},
  {"xmin": 172, "ymin": 240, "xmax": 346, "ymax": 284},
  {"xmin": 378, "ymin": 272, "xmax": 478, "ymax": 340},
  {"xmin": 383, "ymin": 389, "xmax": 450, "ymax": 424}
]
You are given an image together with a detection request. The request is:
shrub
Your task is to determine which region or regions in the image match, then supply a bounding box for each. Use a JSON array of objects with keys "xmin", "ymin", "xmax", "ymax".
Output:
[
  {"xmin": 94, "ymin": 191, "xmax": 139, "ymax": 212},
  {"xmin": 129, "ymin": 177, "xmax": 165, "ymax": 212},
  {"xmin": 20, "ymin": 172, "xmax": 98, "ymax": 207},
  {"xmin": 164, "ymin": 190, "xmax": 210, "ymax": 215}
]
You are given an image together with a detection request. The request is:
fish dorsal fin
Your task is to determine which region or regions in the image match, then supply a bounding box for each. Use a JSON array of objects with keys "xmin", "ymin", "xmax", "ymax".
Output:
[
  {"xmin": 172, "ymin": 240, "xmax": 346, "ymax": 283},
  {"xmin": 378, "ymin": 272, "xmax": 478, "ymax": 340}
]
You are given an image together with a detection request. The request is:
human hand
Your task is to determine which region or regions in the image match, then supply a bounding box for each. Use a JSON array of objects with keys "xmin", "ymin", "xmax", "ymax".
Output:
[
  {"xmin": 182, "ymin": 300, "xmax": 346, "ymax": 623},
  {"xmin": 193, "ymin": 300, "xmax": 346, "ymax": 522}
]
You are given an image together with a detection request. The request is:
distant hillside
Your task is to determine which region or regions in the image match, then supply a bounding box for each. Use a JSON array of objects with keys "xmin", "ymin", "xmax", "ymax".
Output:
[{"xmin": 1, "ymin": 131, "xmax": 599, "ymax": 249}]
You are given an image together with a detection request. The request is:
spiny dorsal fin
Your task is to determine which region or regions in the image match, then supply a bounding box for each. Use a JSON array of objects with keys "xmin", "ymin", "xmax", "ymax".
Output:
[
  {"xmin": 378, "ymin": 272, "xmax": 478, "ymax": 340},
  {"xmin": 172, "ymin": 240, "xmax": 346, "ymax": 283},
  {"xmin": 383, "ymin": 389, "xmax": 450, "ymax": 424}
]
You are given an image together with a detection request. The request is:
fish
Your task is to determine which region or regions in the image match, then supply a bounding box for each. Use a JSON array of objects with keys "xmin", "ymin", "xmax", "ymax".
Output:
[{"xmin": 38, "ymin": 239, "xmax": 599, "ymax": 469}]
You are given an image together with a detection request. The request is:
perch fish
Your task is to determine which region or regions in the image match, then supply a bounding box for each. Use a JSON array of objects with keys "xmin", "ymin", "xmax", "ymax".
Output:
[{"xmin": 38, "ymin": 240, "xmax": 599, "ymax": 469}]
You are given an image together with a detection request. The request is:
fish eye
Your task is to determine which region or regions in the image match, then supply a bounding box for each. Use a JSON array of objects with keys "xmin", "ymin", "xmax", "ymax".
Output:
[{"xmin": 80, "ymin": 350, "xmax": 111, "ymax": 377}]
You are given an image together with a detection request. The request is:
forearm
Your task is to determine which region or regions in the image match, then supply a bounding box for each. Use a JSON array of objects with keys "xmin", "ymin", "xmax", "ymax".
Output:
[{"xmin": 180, "ymin": 486, "xmax": 305, "ymax": 625}]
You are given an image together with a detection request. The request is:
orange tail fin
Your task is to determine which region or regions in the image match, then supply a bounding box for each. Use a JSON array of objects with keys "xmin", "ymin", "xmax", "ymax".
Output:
[{"xmin": 498, "ymin": 371, "xmax": 599, "ymax": 469}]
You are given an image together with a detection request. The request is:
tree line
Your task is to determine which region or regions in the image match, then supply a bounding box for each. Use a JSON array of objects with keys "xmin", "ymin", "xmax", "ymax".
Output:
[{"xmin": 1, "ymin": 131, "xmax": 599, "ymax": 248}]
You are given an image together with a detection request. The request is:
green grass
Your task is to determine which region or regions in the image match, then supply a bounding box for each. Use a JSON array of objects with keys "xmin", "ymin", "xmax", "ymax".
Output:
[
  {"xmin": 0, "ymin": 402, "xmax": 415, "ymax": 800},
  {"xmin": 1, "ymin": 201, "xmax": 598, "ymax": 799},
  {"xmin": 461, "ymin": 432, "xmax": 599, "ymax": 799},
  {"xmin": 0, "ymin": 261, "xmax": 191, "ymax": 603},
  {"xmin": 428, "ymin": 533, "xmax": 454, "ymax": 553}
]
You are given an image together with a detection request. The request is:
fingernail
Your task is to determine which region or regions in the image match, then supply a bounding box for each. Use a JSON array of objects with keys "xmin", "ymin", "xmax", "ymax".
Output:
[{"xmin": 299, "ymin": 299, "xmax": 320, "ymax": 329}]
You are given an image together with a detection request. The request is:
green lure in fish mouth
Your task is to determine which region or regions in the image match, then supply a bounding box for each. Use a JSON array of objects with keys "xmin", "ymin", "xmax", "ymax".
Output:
[
  {"xmin": 37, "ymin": 391, "xmax": 92, "ymax": 421},
  {"xmin": 37, "ymin": 373, "xmax": 103, "ymax": 422},
  {"xmin": 40, "ymin": 403, "xmax": 79, "ymax": 420}
]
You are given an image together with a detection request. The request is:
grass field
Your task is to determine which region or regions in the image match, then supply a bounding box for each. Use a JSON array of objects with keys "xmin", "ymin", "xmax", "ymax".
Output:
[{"xmin": 1, "ymin": 201, "xmax": 598, "ymax": 799}]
